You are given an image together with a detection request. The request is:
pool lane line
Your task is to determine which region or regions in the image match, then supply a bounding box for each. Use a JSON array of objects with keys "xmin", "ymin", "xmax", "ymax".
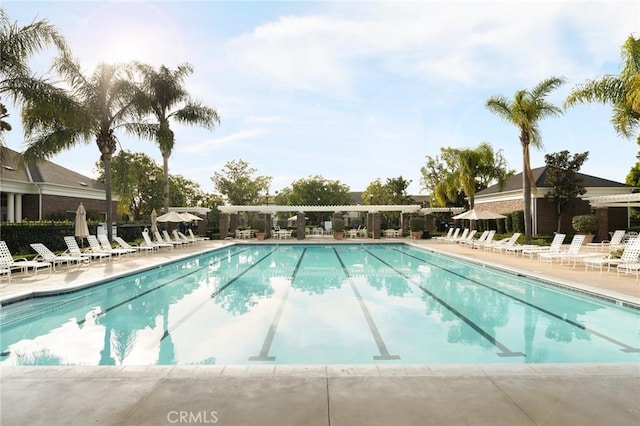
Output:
[
  {"xmin": 75, "ymin": 247, "xmax": 252, "ymax": 326},
  {"xmin": 392, "ymin": 247, "xmax": 640, "ymax": 354},
  {"xmin": 363, "ymin": 248, "xmax": 524, "ymax": 358},
  {"xmin": 333, "ymin": 248, "xmax": 401, "ymax": 361},
  {"xmin": 249, "ymin": 248, "xmax": 307, "ymax": 361},
  {"xmin": 156, "ymin": 248, "xmax": 279, "ymax": 342}
]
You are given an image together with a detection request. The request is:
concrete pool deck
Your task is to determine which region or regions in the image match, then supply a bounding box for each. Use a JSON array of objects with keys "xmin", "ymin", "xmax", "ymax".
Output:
[{"xmin": 1, "ymin": 238, "xmax": 639, "ymax": 425}]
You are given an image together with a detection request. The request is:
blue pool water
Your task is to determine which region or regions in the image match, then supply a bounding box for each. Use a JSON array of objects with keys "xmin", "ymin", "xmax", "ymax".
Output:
[{"xmin": 1, "ymin": 243, "xmax": 639, "ymax": 366}]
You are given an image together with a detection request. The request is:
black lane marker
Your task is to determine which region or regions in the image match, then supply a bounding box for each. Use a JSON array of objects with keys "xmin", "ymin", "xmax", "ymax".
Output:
[
  {"xmin": 77, "ymin": 248, "xmax": 252, "ymax": 326},
  {"xmin": 159, "ymin": 248, "xmax": 278, "ymax": 341},
  {"xmin": 394, "ymin": 247, "xmax": 640, "ymax": 354},
  {"xmin": 334, "ymin": 248, "xmax": 401, "ymax": 360},
  {"xmin": 249, "ymin": 248, "xmax": 307, "ymax": 361},
  {"xmin": 365, "ymin": 248, "xmax": 524, "ymax": 357}
]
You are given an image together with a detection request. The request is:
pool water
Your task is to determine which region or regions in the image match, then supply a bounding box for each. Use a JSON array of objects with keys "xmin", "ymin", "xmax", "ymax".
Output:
[{"xmin": 1, "ymin": 243, "xmax": 638, "ymax": 366}]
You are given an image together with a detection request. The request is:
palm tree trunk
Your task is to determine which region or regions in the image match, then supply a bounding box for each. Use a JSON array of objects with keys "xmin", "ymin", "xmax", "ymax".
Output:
[
  {"xmin": 163, "ymin": 154, "xmax": 170, "ymax": 214},
  {"xmin": 522, "ymin": 145, "xmax": 532, "ymax": 243},
  {"xmin": 103, "ymin": 152, "xmax": 114, "ymax": 241}
]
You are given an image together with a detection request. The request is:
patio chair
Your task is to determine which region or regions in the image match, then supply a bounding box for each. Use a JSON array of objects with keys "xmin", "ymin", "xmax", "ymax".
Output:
[
  {"xmin": 0, "ymin": 240, "xmax": 52, "ymax": 277},
  {"xmin": 456, "ymin": 229, "xmax": 476, "ymax": 245},
  {"xmin": 583, "ymin": 237, "xmax": 640, "ymax": 273},
  {"xmin": 464, "ymin": 230, "xmax": 488, "ymax": 247},
  {"xmin": 538, "ymin": 234, "xmax": 588, "ymax": 267},
  {"xmin": 474, "ymin": 230, "xmax": 496, "ymax": 250},
  {"xmin": 64, "ymin": 236, "xmax": 111, "ymax": 262},
  {"xmin": 85, "ymin": 235, "xmax": 119, "ymax": 259},
  {"xmin": 188, "ymin": 229, "xmax": 209, "ymax": 241},
  {"xmin": 162, "ymin": 230, "xmax": 185, "ymax": 247},
  {"xmin": 586, "ymin": 229, "xmax": 626, "ymax": 252},
  {"xmin": 434, "ymin": 227, "xmax": 455, "ymax": 242},
  {"xmin": 113, "ymin": 236, "xmax": 154, "ymax": 255},
  {"xmin": 96, "ymin": 234, "xmax": 137, "ymax": 257},
  {"xmin": 30, "ymin": 243, "xmax": 90, "ymax": 271},
  {"xmin": 491, "ymin": 233, "xmax": 522, "ymax": 254},
  {"xmin": 174, "ymin": 230, "xmax": 196, "ymax": 245},
  {"xmin": 521, "ymin": 234, "xmax": 566, "ymax": 259},
  {"xmin": 143, "ymin": 231, "xmax": 172, "ymax": 250},
  {"xmin": 447, "ymin": 228, "xmax": 468, "ymax": 244}
]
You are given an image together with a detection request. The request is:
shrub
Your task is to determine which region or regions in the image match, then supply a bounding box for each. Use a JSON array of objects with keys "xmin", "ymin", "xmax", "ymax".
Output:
[
  {"xmin": 253, "ymin": 218, "xmax": 267, "ymax": 232},
  {"xmin": 572, "ymin": 214, "xmax": 598, "ymax": 234},
  {"xmin": 409, "ymin": 217, "xmax": 425, "ymax": 232},
  {"xmin": 332, "ymin": 218, "xmax": 345, "ymax": 233}
]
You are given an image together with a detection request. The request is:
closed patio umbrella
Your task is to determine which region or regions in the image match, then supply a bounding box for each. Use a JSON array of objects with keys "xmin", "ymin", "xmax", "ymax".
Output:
[
  {"xmin": 150, "ymin": 209, "xmax": 158, "ymax": 233},
  {"xmin": 75, "ymin": 203, "xmax": 89, "ymax": 248}
]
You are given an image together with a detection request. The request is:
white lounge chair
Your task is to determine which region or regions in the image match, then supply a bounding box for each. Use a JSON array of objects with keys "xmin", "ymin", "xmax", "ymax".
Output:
[
  {"xmin": 491, "ymin": 233, "xmax": 522, "ymax": 254},
  {"xmin": 456, "ymin": 229, "xmax": 476, "ymax": 245},
  {"xmin": 64, "ymin": 236, "xmax": 111, "ymax": 262},
  {"xmin": 521, "ymin": 234, "xmax": 566, "ymax": 259},
  {"xmin": 586, "ymin": 229, "xmax": 625, "ymax": 252},
  {"xmin": 465, "ymin": 230, "xmax": 488, "ymax": 247},
  {"xmin": 30, "ymin": 243, "xmax": 90, "ymax": 270},
  {"xmin": 539, "ymin": 234, "xmax": 587, "ymax": 267},
  {"xmin": 162, "ymin": 230, "xmax": 185, "ymax": 247},
  {"xmin": 113, "ymin": 236, "xmax": 154, "ymax": 254},
  {"xmin": 584, "ymin": 237, "xmax": 640, "ymax": 273},
  {"xmin": 475, "ymin": 230, "xmax": 496, "ymax": 250},
  {"xmin": 434, "ymin": 227, "xmax": 455, "ymax": 242},
  {"xmin": 447, "ymin": 228, "xmax": 468, "ymax": 244},
  {"xmin": 143, "ymin": 231, "xmax": 172, "ymax": 250},
  {"xmin": 0, "ymin": 240, "xmax": 52, "ymax": 277},
  {"xmin": 188, "ymin": 229, "xmax": 209, "ymax": 241},
  {"xmin": 96, "ymin": 234, "xmax": 137, "ymax": 257}
]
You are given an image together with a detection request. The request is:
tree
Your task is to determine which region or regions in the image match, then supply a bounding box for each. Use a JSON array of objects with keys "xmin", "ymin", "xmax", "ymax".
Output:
[
  {"xmin": 0, "ymin": 8, "xmax": 68, "ymax": 144},
  {"xmin": 543, "ymin": 151, "xmax": 589, "ymax": 233},
  {"xmin": 95, "ymin": 150, "xmax": 161, "ymax": 221},
  {"xmin": 420, "ymin": 142, "xmax": 512, "ymax": 209},
  {"xmin": 21, "ymin": 54, "xmax": 140, "ymax": 240},
  {"xmin": 132, "ymin": 63, "xmax": 220, "ymax": 213},
  {"xmin": 486, "ymin": 77, "xmax": 566, "ymax": 242},
  {"xmin": 211, "ymin": 159, "xmax": 272, "ymax": 205},
  {"xmin": 276, "ymin": 175, "xmax": 351, "ymax": 225},
  {"xmin": 565, "ymin": 35, "xmax": 640, "ymax": 144}
]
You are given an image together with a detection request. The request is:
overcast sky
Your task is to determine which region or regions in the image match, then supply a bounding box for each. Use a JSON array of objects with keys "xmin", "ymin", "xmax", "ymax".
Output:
[{"xmin": 3, "ymin": 0, "xmax": 639, "ymax": 196}]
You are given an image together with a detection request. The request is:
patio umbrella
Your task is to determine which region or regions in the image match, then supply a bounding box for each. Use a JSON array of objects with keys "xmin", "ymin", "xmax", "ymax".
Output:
[
  {"xmin": 74, "ymin": 203, "xmax": 89, "ymax": 248},
  {"xmin": 452, "ymin": 209, "xmax": 506, "ymax": 220},
  {"xmin": 150, "ymin": 209, "xmax": 158, "ymax": 233},
  {"xmin": 156, "ymin": 211, "xmax": 188, "ymax": 223},
  {"xmin": 179, "ymin": 212, "xmax": 203, "ymax": 221}
]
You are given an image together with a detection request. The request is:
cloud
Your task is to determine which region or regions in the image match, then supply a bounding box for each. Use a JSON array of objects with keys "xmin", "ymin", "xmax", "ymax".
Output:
[{"xmin": 179, "ymin": 128, "xmax": 268, "ymax": 153}]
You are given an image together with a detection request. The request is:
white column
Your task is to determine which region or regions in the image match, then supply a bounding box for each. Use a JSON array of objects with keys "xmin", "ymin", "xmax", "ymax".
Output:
[
  {"xmin": 6, "ymin": 193, "xmax": 15, "ymax": 222},
  {"xmin": 15, "ymin": 194, "xmax": 22, "ymax": 222}
]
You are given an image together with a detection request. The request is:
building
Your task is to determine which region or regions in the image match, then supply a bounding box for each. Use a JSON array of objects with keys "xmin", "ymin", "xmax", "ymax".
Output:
[
  {"xmin": 474, "ymin": 166, "xmax": 633, "ymax": 237},
  {"xmin": 0, "ymin": 146, "xmax": 114, "ymax": 222}
]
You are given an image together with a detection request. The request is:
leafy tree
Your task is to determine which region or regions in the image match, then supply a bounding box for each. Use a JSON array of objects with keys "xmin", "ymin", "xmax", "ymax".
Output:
[
  {"xmin": 21, "ymin": 54, "xmax": 140, "ymax": 240},
  {"xmin": 276, "ymin": 175, "xmax": 351, "ymax": 225},
  {"xmin": 420, "ymin": 142, "xmax": 512, "ymax": 208},
  {"xmin": 486, "ymin": 77, "xmax": 566, "ymax": 242},
  {"xmin": 543, "ymin": 151, "xmax": 589, "ymax": 233},
  {"xmin": 362, "ymin": 179, "xmax": 390, "ymax": 205},
  {"xmin": 131, "ymin": 63, "xmax": 220, "ymax": 213},
  {"xmin": 211, "ymin": 159, "xmax": 272, "ymax": 205},
  {"xmin": 626, "ymin": 155, "xmax": 640, "ymax": 187},
  {"xmin": 565, "ymin": 35, "xmax": 640, "ymax": 144},
  {"xmin": 0, "ymin": 7, "xmax": 68, "ymax": 141},
  {"xmin": 168, "ymin": 174, "xmax": 207, "ymax": 208}
]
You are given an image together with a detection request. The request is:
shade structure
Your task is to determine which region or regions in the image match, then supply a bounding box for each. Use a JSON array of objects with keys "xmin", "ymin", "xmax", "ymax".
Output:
[
  {"xmin": 179, "ymin": 212, "xmax": 203, "ymax": 221},
  {"xmin": 288, "ymin": 215, "xmax": 309, "ymax": 221},
  {"xmin": 150, "ymin": 209, "xmax": 158, "ymax": 233},
  {"xmin": 156, "ymin": 211, "xmax": 188, "ymax": 223},
  {"xmin": 74, "ymin": 203, "xmax": 89, "ymax": 248},
  {"xmin": 452, "ymin": 209, "xmax": 506, "ymax": 220}
]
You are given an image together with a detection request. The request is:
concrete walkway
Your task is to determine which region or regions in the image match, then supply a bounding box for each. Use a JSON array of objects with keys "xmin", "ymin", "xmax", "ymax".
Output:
[{"xmin": 1, "ymin": 238, "xmax": 639, "ymax": 426}]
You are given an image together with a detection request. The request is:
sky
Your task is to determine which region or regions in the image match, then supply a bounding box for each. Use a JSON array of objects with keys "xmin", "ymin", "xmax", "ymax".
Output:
[{"xmin": 2, "ymin": 0, "xmax": 640, "ymax": 197}]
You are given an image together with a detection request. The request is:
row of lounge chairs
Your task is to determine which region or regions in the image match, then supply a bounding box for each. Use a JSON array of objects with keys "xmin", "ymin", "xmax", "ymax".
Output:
[
  {"xmin": 438, "ymin": 227, "xmax": 640, "ymax": 280},
  {"xmin": 0, "ymin": 229, "xmax": 208, "ymax": 282}
]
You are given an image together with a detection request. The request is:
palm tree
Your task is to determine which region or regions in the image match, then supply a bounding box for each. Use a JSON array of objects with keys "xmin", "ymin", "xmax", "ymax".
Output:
[
  {"xmin": 21, "ymin": 54, "xmax": 139, "ymax": 240},
  {"xmin": 565, "ymin": 35, "xmax": 640, "ymax": 144},
  {"xmin": 132, "ymin": 63, "xmax": 220, "ymax": 213},
  {"xmin": 0, "ymin": 7, "xmax": 68, "ymax": 135},
  {"xmin": 486, "ymin": 77, "xmax": 566, "ymax": 242}
]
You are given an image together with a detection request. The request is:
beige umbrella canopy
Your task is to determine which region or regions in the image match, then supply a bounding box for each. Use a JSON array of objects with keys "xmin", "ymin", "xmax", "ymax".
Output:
[
  {"xmin": 156, "ymin": 211, "xmax": 188, "ymax": 222},
  {"xmin": 74, "ymin": 203, "xmax": 89, "ymax": 247},
  {"xmin": 150, "ymin": 209, "xmax": 158, "ymax": 233},
  {"xmin": 179, "ymin": 212, "xmax": 203, "ymax": 222},
  {"xmin": 452, "ymin": 209, "xmax": 506, "ymax": 220}
]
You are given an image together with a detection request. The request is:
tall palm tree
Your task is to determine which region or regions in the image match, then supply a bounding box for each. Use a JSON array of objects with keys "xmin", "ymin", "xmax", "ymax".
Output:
[
  {"xmin": 21, "ymin": 54, "xmax": 139, "ymax": 240},
  {"xmin": 0, "ymin": 7, "xmax": 68, "ymax": 136},
  {"xmin": 486, "ymin": 77, "xmax": 565, "ymax": 242},
  {"xmin": 565, "ymin": 35, "xmax": 640, "ymax": 144},
  {"xmin": 132, "ymin": 63, "xmax": 220, "ymax": 213}
]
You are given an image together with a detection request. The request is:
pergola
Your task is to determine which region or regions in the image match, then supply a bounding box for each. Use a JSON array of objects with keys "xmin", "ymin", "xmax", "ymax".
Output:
[{"xmin": 217, "ymin": 204, "xmax": 425, "ymax": 239}]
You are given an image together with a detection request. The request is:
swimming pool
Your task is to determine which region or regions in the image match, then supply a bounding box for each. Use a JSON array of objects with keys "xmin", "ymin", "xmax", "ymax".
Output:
[{"xmin": 1, "ymin": 243, "xmax": 638, "ymax": 365}]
